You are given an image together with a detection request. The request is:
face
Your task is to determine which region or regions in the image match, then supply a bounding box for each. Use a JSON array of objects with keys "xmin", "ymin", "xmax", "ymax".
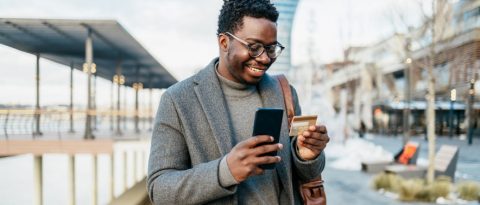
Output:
[{"xmin": 218, "ymin": 16, "xmax": 278, "ymax": 85}]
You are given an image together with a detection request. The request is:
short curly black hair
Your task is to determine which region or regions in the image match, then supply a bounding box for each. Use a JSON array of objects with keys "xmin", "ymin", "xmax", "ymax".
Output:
[{"xmin": 217, "ymin": 0, "xmax": 279, "ymax": 35}]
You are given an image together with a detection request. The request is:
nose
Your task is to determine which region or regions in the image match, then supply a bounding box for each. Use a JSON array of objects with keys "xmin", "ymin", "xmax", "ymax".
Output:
[{"xmin": 255, "ymin": 50, "xmax": 272, "ymax": 65}]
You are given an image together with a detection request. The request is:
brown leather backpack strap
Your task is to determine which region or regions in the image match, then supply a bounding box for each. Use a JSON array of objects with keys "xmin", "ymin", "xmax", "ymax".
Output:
[
  {"xmin": 275, "ymin": 75, "xmax": 327, "ymax": 205},
  {"xmin": 275, "ymin": 75, "xmax": 294, "ymax": 128}
]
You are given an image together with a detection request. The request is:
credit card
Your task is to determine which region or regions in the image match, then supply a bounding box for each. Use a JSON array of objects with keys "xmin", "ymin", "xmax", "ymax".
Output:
[{"xmin": 289, "ymin": 115, "xmax": 318, "ymax": 136}]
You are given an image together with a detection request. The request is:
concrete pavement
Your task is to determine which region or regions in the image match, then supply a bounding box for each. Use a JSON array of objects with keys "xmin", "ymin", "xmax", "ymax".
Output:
[{"xmin": 323, "ymin": 134, "xmax": 479, "ymax": 205}]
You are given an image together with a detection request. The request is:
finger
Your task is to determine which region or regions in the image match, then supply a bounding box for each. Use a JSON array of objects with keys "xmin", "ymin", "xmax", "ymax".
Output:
[
  {"xmin": 308, "ymin": 125, "xmax": 327, "ymax": 133},
  {"xmin": 297, "ymin": 135, "xmax": 306, "ymax": 146},
  {"xmin": 252, "ymin": 167, "xmax": 265, "ymax": 176},
  {"xmin": 246, "ymin": 135, "xmax": 273, "ymax": 147},
  {"xmin": 317, "ymin": 125, "xmax": 327, "ymax": 133},
  {"xmin": 302, "ymin": 137, "xmax": 324, "ymax": 146},
  {"xmin": 300, "ymin": 143, "xmax": 324, "ymax": 154},
  {"xmin": 252, "ymin": 155, "xmax": 281, "ymax": 165},
  {"xmin": 302, "ymin": 127, "xmax": 326, "ymax": 138},
  {"xmin": 251, "ymin": 143, "xmax": 283, "ymax": 156},
  {"xmin": 302, "ymin": 130, "xmax": 311, "ymax": 137},
  {"xmin": 312, "ymin": 133, "xmax": 330, "ymax": 142},
  {"xmin": 303, "ymin": 130, "xmax": 329, "ymax": 141}
]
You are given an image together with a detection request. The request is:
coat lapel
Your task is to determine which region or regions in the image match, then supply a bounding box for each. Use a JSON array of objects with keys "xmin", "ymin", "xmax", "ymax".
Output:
[
  {"xmin": 193, "ymin": 59, "xmax": 235, "ymax": 155},
  {"xmin": 258, "ymin": 75, "xmax": 294, "ymax": 203}
]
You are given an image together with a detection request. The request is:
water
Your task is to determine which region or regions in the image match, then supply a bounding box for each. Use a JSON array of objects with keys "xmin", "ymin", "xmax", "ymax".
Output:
[{"xmin": 0, "ymin": 151, "xmax": 145, "ymax": 205}]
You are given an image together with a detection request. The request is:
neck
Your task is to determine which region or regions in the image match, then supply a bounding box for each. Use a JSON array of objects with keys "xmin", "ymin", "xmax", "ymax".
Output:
[{"xmin": 217, "ymin": 59, "xmax": 237, "ymax": 83}]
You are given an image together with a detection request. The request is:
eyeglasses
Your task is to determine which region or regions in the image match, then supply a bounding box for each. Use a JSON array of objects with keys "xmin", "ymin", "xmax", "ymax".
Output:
[{"xmin": 225, "ymin": 32, "xmax": 285, "ymax": 59}]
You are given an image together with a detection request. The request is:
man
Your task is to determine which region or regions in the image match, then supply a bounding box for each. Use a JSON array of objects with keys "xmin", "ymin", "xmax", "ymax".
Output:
[{"xmin": 147, "ymin": 0, "xmax": 329, "ymax": 204}]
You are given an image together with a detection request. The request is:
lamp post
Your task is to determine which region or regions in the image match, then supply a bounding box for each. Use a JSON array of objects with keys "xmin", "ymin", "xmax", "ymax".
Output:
[
  {"xmin": 83, "ymin": 28, "xmax": 96, "ymax": 140},
  {"xmin": 467, "ymin": 79, "xmax": 475, "ymax": 145},
  {"xmin": 83, "ymin": 60, "xmax": 96, "ymax": 139},
  {"xmin": 133, "ymin": 82, "xmax": 143, "ymax": 133},
  {"xmin": 403, "ymin": 56, "xmax": 412, "ymax": 144},
  {"xmin": 449, "ymin": 89, "xmax": 456, "ymax": 138},
  {"xmin": 113, "ymin": 74, "xmax": 125, "ymax": 135}
]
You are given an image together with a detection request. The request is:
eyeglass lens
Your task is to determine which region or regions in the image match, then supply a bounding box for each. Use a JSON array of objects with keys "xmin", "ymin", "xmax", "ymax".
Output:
[{"xmin": 249, "ymin": 43, "xmax": 282, "ymax": 58}]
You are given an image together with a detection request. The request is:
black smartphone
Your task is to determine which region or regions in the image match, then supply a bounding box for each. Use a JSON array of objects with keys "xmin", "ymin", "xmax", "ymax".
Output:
[{"xmin": 252, "ymin": 108, "xmax": 284, "ymax": 169}]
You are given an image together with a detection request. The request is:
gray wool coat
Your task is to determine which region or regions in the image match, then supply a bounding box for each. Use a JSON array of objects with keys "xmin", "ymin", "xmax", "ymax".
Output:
[{"xmin": 147, "ymin": 58, "xmax": 325, "ymax": 205}]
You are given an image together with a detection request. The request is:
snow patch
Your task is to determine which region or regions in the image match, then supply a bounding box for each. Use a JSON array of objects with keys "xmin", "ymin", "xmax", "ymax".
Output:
[{"xmin": 325, "ymin": 138, "xmax": 394, "ymax": 171}]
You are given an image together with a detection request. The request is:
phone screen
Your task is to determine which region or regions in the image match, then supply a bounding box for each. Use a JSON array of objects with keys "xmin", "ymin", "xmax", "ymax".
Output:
[{"xmin": 252, "ymin": 108, "xmax": 284, "ymax": 169}]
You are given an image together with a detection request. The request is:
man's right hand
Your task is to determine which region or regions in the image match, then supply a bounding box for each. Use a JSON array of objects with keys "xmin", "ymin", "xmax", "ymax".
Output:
[{"xmin": 226, "ymin": 135, "xmax": 283, "ymax": 183}]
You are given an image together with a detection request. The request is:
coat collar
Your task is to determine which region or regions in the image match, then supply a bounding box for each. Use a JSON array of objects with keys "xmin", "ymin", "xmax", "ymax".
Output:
[{"xmin": 193, "ymin": 58, "xmax": 235, "ymax": 155}]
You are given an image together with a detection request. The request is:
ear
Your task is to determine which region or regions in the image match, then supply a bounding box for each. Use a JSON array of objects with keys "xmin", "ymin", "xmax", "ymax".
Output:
[{"xmin": 218, "ymin": 34, "xmax": 229, "ymax": 53}]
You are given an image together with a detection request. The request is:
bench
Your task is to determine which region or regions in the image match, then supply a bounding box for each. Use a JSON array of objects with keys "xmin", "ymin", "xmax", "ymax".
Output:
[
  {"xmin": 384, "ymin": 145, "xmax": 459, "ymax": 181},
  {"xmin": 361, "ymin": 141, "xmax": 420, "ymax": 173}
]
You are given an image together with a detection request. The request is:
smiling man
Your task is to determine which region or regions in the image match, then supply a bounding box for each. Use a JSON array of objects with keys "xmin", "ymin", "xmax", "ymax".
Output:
[{"xmin": 147, "ymin": 0, "xmax": 329, "ymax": 204}]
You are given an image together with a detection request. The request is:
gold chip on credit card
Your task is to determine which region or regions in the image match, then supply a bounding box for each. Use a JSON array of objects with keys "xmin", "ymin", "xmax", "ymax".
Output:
[{"xmin": 289, "ymin": 115, "xmax": 318, "ymax": 136}]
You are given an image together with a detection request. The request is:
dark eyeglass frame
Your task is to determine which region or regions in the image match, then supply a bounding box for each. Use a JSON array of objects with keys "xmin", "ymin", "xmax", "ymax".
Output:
[{"xmin": 225, "ymin": 32, "xmax": 285, "ymax": 59}]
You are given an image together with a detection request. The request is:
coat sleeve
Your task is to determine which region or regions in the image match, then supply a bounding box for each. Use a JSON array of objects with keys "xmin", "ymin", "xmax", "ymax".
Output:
[
  {"xmin": 147, "ymin": 91, "xmax": 236, "ymax": 205},
  {"xmin": 289, "ymin": 86, "xmax": 325, "ymax": 181}
]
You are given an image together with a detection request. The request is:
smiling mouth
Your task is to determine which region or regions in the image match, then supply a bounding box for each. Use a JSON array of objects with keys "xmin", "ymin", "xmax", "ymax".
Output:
[{"xmin": 247, "ymin": 66, "xmax": 266, "ymax": 73}]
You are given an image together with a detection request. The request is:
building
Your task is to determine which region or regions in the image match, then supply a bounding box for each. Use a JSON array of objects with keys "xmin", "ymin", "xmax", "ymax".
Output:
[
  {"xmin": 316, "ymin": 0, "xmax": 480, "ymax": 136},
  {"xmin": 271, "ymin": 0, "xmax": 299, "ymax": 74}
]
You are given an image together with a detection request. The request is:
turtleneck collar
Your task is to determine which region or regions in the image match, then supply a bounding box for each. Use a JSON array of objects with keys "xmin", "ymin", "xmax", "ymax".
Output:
[{"xmin": 215, "ymin": 62, "xmax": 257, "ymax": 98}]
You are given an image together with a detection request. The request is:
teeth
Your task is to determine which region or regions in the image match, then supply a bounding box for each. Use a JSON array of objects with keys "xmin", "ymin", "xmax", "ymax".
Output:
[{"xmin": 249, "ymin": 67, "xmax": 263, "ymax": 72}]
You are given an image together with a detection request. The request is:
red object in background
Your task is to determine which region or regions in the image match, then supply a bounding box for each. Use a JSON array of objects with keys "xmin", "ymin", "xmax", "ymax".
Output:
[{"xmin": 398, "ymin": 142, "xmax": 418, "ymax": 164}]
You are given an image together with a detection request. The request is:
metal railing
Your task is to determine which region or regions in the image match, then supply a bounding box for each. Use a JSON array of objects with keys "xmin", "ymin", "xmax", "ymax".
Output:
[{"xmin": 0, "ymin": 109, "xmax": 154, "ymax": 140}]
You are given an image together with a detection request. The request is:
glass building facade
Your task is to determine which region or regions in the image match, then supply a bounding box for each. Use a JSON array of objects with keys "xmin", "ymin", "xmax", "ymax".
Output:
[{"xmin": 271, "ymin": 0, "xmax": 299, "ymax": 74}]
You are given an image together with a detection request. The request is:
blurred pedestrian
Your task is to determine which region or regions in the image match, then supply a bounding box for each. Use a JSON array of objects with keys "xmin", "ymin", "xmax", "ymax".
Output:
[{"xmin": 359, "ymin": 121, "xmax": 366, "ymax": 138}]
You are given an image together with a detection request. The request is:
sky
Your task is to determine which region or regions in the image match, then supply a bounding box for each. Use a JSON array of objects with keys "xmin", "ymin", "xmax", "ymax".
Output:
[{"xmin": 0, "ymin": 0, "xmax": 430, "ymax": 106}]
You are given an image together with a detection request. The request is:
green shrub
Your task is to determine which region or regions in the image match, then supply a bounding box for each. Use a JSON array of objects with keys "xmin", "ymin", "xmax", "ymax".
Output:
[
  {"xmin": 436, "ymin": 175, "xmax": 452, "ymax": 182},
  {"xmin": 456, "ymin": 181, "xmax": 480, "ymax": 201},
  {"xmin": 372, "ymin": 173, "xmax": 403, "ymax": 192},
  {"xmin": 430, "ymin": 179, "xmax": 452, "ymax": 200},
  {"xmin": 372, "ymin": 174, "xmax": 479, "ymax": 203},
  {"xmin": 398, "ymin": 179, "xmax": 425, "ymax": 201},
  {"xmin": 414, "ymin": 187, "xmax": 432, "ymax": 202}
]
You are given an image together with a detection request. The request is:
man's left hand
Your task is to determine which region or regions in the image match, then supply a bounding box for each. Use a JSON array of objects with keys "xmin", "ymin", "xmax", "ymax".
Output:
[{"xmin": 296, "ymin": 125, "xmax": 330, "ymax": 160}]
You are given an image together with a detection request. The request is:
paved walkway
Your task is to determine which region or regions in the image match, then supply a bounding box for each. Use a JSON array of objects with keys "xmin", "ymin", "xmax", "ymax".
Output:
[
  {"xmin": 323, "ymin": 134, "xmax": 479, "ymax": 205},
  {"xmin": 368, "ymin": 134, "xmax": 480, "ymax": 182}
]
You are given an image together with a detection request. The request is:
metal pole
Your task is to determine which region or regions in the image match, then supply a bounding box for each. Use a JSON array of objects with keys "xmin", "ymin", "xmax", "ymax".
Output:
[
  {"xmin": 34, "ymin": 155, "xmax": 43, "ymax": 205},
  {"xmin": 134, "ymin": 67, "xmax": 140, "ymax": 133},
  {"xmin": 141, "ymin": 151, "xmax": 146, "ymax": 178},
  {"xmin": 124, "ymin": 151, "xmax": 128, "ymax": 192},
  {"xmin": 115, "ymin": 60, "xmax": 122, "ymax": 136},
  {"xmin": 123, "ymin": 86, "xmax": 127, "ymax": 131},
  {"xmin": 93, "ymin": 75, "xmax": 97, "ymax": 131},
  {"xmin": 92, "ymin": 155, "xmax": 98, "ymax": 205},
  {"xmin": 449, "ymin": 100, "xmax": 454, "ymax": 138},
  {"xmin": 135, "ymin": 88, "xmax": 140, "ymax": 133},
  {"xmin": 467, "ymin": 80, "xmax": 475, "ymax": 145},
  {"xmin": 84, "ymin": 28, "xmax": 94, "ymax": 139},
  {"xmin": 110, "ymin": 153, "xmax": 115, "ymax": 201},
  {"xmin": 34, "ymin": 54, "xmax": 42, "ymax": 137},
  {"xmin": 449, "ymin": 88, "xmax": 456, "ymax": 138},
  {"xmin": 148, "ymin": 77, "xmax": 153, "ymax": 131},
  {"xmin": 110, "ymin": 81, "xmax": 114, "ymax": 131},
  {"xmin": 133, "ymin": 151, "xmax": 138, "ymax": 182},
  {"xmin": 403, "ymin": 63, "xmax": 411, "ymax": 144},
  {"xmin": 68, "ymin": 155, "xmax": 76, "ymax": 205},
  {"xmin": 69, "ymin": 62, "xmax": 75, "ymax": 133},
  {"xmin": 403, "ymin": 38, "xmax": 412, "ymax": 145}
]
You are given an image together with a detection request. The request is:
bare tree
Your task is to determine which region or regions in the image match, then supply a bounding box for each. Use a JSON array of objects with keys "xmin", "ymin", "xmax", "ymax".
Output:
[{"xmin": 387, "ymin": 0, "xmax": 453, "ymax": 184}]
